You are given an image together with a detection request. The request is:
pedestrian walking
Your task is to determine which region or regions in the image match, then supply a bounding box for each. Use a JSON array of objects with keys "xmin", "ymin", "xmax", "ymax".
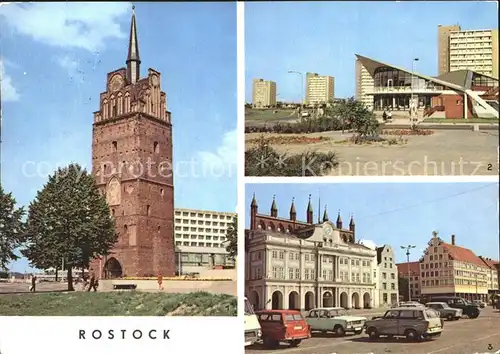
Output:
[
  {"xmin": 157, "ymin": 272, "xmax": 164, "ymax": 291},
  {"xmin": 88, "ymin": 271, "xmax": 98, "ymax": 292},
  {"xmin": 30, "ymin": 275, "xmax": 37, "ymax": 292},
  {"xmin": 387, "ymin": 110, "xmax": 392, "ymax": 121},
  {"xmin": 382, "ymin": 110, "xmax": 387, "ymax": 121}
]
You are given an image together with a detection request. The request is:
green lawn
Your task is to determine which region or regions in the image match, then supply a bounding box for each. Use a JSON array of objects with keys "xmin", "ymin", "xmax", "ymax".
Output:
[
  {"xmin": 423, "ymin": 117, "xmax": 498, "ymax": 123},
  {"xmin": 0, "ymin": 291, "xmax": 237, "ymax": 316},
  {"xmin": 246, "ymin": 108, "xmax": 296, "ymax": 121}
]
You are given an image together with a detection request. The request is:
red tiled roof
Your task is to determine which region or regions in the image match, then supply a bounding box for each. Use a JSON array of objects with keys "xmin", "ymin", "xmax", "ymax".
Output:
[
  {"xmin": 441, "ymin": 242, "xmax": 485, "ymax": 267},
  {"xmin": 396, "ymin": 261, "xmax": 420, "ymax": 276},
  {"xmin": 479, "ymin": 257, "xmax": 500, "ymax": 268}
]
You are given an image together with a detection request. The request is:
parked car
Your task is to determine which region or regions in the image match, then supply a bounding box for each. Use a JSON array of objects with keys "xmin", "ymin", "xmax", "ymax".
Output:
[
  {"xmin": 244, "ymin": 297, "xmax": 261, "ymax": 346},
  {"xmin": 425, "ymin": 296, "xmax": 480, "ymax": 318},
  {"xmin": 396, "ymin": 301, "xmax": 425, "ymax": 308},
  {"xmin": 305, "ymin": 307, "xmax": 366, "ymax": 336},
  {"xmin": 426, "ymin": 302, "xmax": 462, "ymax": 320},
  {"xmin": 256, "ymin": 309, "xmax": 311, "ymax": 348},
  {"xmin": 473, "ymin": 300, "xmax": 486, "ymax": 308},
  {"xmin": 364, "ymin": 307, "xmax": 444, "ymax": 341}
]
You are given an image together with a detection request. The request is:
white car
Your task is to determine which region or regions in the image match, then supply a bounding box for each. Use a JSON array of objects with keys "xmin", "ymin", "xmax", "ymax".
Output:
[{"xmin": 305, "ymin": 307, "xmax": 367, "ymax": 336}]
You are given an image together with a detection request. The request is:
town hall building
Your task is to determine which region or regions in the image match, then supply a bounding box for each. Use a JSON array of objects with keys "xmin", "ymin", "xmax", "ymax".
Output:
[
  {"xmin": 91, "ymin": 7, "xmax": 175, "ymax": 278},
  {"xmin": 245, "ymin": 195, "xmax": 377, "ymax": 311}
]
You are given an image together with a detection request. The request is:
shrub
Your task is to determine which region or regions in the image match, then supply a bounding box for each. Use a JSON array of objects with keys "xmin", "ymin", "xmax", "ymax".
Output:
[{"xmin": 245, "ymin": 136, "xmax": 338, "ymax": 176}]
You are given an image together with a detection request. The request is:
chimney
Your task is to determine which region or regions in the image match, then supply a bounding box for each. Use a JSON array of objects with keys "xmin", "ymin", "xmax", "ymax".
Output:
[{"xmin": 451, "ymin": 234, "xmax": 455, "ymax": 245}]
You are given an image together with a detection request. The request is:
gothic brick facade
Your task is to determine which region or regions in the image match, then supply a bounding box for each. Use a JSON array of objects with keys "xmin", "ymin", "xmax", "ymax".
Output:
[
  {"xmin": 249, "ymin": 194, "xmax": 356, "ymax": 243},
  {"xmin": 90, "ymin": 8, "xmax": 175, "ymax": 278}
]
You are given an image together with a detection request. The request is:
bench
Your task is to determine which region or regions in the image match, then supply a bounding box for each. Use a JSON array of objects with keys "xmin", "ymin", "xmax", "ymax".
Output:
[{"xmin": 113, "ymin": 284, "xmax": 137, "ymax": 290}]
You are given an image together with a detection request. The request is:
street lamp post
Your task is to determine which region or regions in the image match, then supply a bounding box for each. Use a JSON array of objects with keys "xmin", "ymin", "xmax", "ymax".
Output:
[
  {"xmin": 401, "ymin": 245, "xmax": 416, "ymax": 301},
  {"xmin": 410, "ymin": 58, "xmax": 419, "ymax": 123},
  {"xmin": 288, "ymin": 70, "xmax": 304, "ymax": 106}
]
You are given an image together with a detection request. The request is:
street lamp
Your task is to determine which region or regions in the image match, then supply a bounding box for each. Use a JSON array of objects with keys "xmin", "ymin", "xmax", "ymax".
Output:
[
  {"xmin": 288, "ymin": 70, "xmax": 304, "ymax": 106},
  {"xmin": 410, "ymin": 58, "xmax": 419, "ymax": 123},
  {"xmin": 401, "ymin": 245, "xmax": 416, "ymax": 301}
]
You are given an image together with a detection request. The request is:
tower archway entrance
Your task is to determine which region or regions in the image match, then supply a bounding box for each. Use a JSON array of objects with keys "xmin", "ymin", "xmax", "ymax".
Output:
[{"xmin": 103, "ymin": 257, "xmax": 123, "ymax": 278}]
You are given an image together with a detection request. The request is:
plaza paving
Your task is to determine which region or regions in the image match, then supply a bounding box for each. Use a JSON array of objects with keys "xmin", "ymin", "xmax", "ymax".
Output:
[
  {"xmin": 0, "ymin": 280, "xmax": 236, "ymax": 296},
  {"xmin": 246, "ymin": 306, "xmax": 500, "ymax": 354},
  {"xmin": 245, "ymin": 129, "xmax": 498, "ymax": 176}
]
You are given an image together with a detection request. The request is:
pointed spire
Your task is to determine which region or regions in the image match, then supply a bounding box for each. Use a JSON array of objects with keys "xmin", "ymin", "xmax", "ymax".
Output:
[
  {"xmin": 322, "ymin": 205, "xmax": 329, "ymax": 222},
  {"xmin": 270, "ymin": 195, "xmax": 278, "ymax": 217},
  {"xmin": 289, "ymin": 197, "xmax": 296, "ymax": 214},
  {"xmin": 126, "ymin": 5, "xmax": 141, "ymax": 84},
  {"xmin": 251, "ymin": 193, "xmax": 258, "ymax": 208},
  {"xmin": 306, "ymin": 194, "xmax": 313, "ymax": 224},
  {"xmin": 307, "ymin": 194, "xmax": 313, "ymax": 212},
  {"xmin": 336, "ymin": 210, "xmax": 343, "ymax": 229},
  {"xmin": 349, "ymin": 213, "xmax": 355, "ymax": 232}
]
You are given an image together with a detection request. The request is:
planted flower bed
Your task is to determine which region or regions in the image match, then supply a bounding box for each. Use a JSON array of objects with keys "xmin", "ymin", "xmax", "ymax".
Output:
[
  {"xmin": 247, "ymin": 136, "xmax": 331, "ymax": 145},
  {"xmin": 382, "ymin": 128, "xmax": 434, "ymax": 136}
]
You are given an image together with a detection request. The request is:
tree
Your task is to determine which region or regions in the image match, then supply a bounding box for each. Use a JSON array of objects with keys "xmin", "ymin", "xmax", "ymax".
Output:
[
  {"xmin": 328, "ymin": 97, "xmax": 379, "ymax": 139},
  {"xmin": 23, "ymin": 164, "xmax": 118, "ymax": 290},
  {"xmin": 225, "ymin": 215, "xmax": 237, "ymax": 260},
  {"xmin": 0, "ymin": 184, "xmax": 25, "ymax": 270}
]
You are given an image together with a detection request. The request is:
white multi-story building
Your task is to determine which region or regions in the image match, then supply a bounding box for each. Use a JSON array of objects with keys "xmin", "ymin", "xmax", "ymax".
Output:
[
  {"xmin": 305, "ymin": 72, "xmax": 335, "ymax": 104},
  {"xmin": 479, "ymin": 256, "xmax": 500, "ymax": 295},
  {"xmin": 355, "ymin": 58, "xmax": 374, "ymax": 109},
  {"xmin": 246, "ymin": 195, "xmax": 376, "ymax": 310},
  {"xmin": 174, "ymin": 208, "xmax": 236, "ymax": 274},
  {"xmin": 252, "ymin": 79, "xmax": 277, "ymax": 108},
  {"xmin": 375, "ymin": 245, "xmax": 399, "ymax": 305},
  {"xmin": 449, "ymin": 28, "xmax": 498, "ymax": 78}
]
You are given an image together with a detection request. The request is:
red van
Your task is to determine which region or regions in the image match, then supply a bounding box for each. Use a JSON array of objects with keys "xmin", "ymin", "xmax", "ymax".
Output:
[{"xmin": 256, "ymin": 309, "xmax": 311, "ymax": 348}]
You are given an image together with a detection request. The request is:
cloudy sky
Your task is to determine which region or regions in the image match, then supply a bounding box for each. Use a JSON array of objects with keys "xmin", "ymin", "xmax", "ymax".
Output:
[{"xmin": 0, "ymin": 2, "xmax": 236, "ymax": 272}]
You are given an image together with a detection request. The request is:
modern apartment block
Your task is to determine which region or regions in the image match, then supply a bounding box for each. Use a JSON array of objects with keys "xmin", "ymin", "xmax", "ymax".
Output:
[
  {"xmin": 252, "ymin": 78, "xmax": 277, "ymax": 108},
  {"xmin": 174, "ymin": 208, "xmax": 236, "ymax": 274},
  {"xmin": 438, "ymin": 25, "xmax": 499, "ymax": 78},
  {"xmin": 420, "ymin": 234, "xmax": 489, "ymax": 302},
  {"xmin": 396, "ymin": 261, "xmax": 421, "ymax": 301},
  {"xmin": 355, "ymin": 58, "xmax": 374, "ymax": 109},
  {"xmin": 375, "ymin": 245, "xmax": 399, "ymax": 305},
  {"xmin": 449, "ymin": 28, "xmax": 498, "ymax": 78},
  {"xmin": 305, "ymin": 72, "xmax": 334, "ymax": 104},
  {"xmin": 438, "ymin": 24, "xmax": 461, "ymax": 75}
]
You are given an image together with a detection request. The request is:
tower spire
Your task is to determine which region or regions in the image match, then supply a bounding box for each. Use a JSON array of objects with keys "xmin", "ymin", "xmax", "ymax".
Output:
[{"xmin": 126, "ymin": 5, "xmax": 141, "ymax": 84}]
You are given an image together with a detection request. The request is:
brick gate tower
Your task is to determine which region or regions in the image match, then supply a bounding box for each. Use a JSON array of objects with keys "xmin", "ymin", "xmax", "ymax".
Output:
[{"xmin": 91, "ymin": 7, "xmax": 175, "ymax": 278}]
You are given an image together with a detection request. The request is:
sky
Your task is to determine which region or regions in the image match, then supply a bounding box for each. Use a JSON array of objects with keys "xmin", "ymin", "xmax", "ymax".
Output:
[
  {"xmin": 0, "ymin": 2, "xmax": 236, "ymax": 272},
  {"xmin": 245, "ymin": 182, "xmax": 499, "ymax": 264},
  {"xmin": 245, "ymin": 1, "xmax": 499, "ymax": 102}
]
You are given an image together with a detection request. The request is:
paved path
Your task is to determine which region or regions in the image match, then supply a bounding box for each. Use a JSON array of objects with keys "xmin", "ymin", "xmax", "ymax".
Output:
[
  {"xmin": 246, "ymin": 129, "xmax": 498, "ymax": 176},
  {"xmin": 247, "ymin": 307, "xmax": 500, "ymax": 354}
]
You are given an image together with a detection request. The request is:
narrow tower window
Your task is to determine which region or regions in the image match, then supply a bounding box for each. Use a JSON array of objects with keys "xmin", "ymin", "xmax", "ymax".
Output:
[
  {"xmin": 153, "ymin": 141, "xmax": 159, "ymax": 153},
  {"xmin": 112, "ymin": 141, "xmax": 117, "ymax": 152},
  {"xmin": 147, "ymin": 205, "xmax": 151, "ymax": 216},
  {"xmin": 112, "ymin": 104, "xmax": 117, "ymax": 117},
  {"xmin": 124, "ymin": 224, "xmax": 128, "ymax": 233}
]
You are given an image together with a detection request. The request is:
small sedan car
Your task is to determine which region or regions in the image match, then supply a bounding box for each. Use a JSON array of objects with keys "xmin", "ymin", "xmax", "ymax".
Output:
[
  {"xmin": 305, "ymin": 307, "xmax": 367, "ymax": 336},
  {"xmin": 426, "ymin": 302, "xmax": 462, "ymax": 320},
  {"xmin": 364, "ymin": 307, "xmax": 444, "ymax": 341},
  {"xmin": 473, "ymin": 300, "xmax": 486, "ymax": 308},
  {"xmin": 256, "ymin": 310, "xmax": 311, "ymax": 348}
]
